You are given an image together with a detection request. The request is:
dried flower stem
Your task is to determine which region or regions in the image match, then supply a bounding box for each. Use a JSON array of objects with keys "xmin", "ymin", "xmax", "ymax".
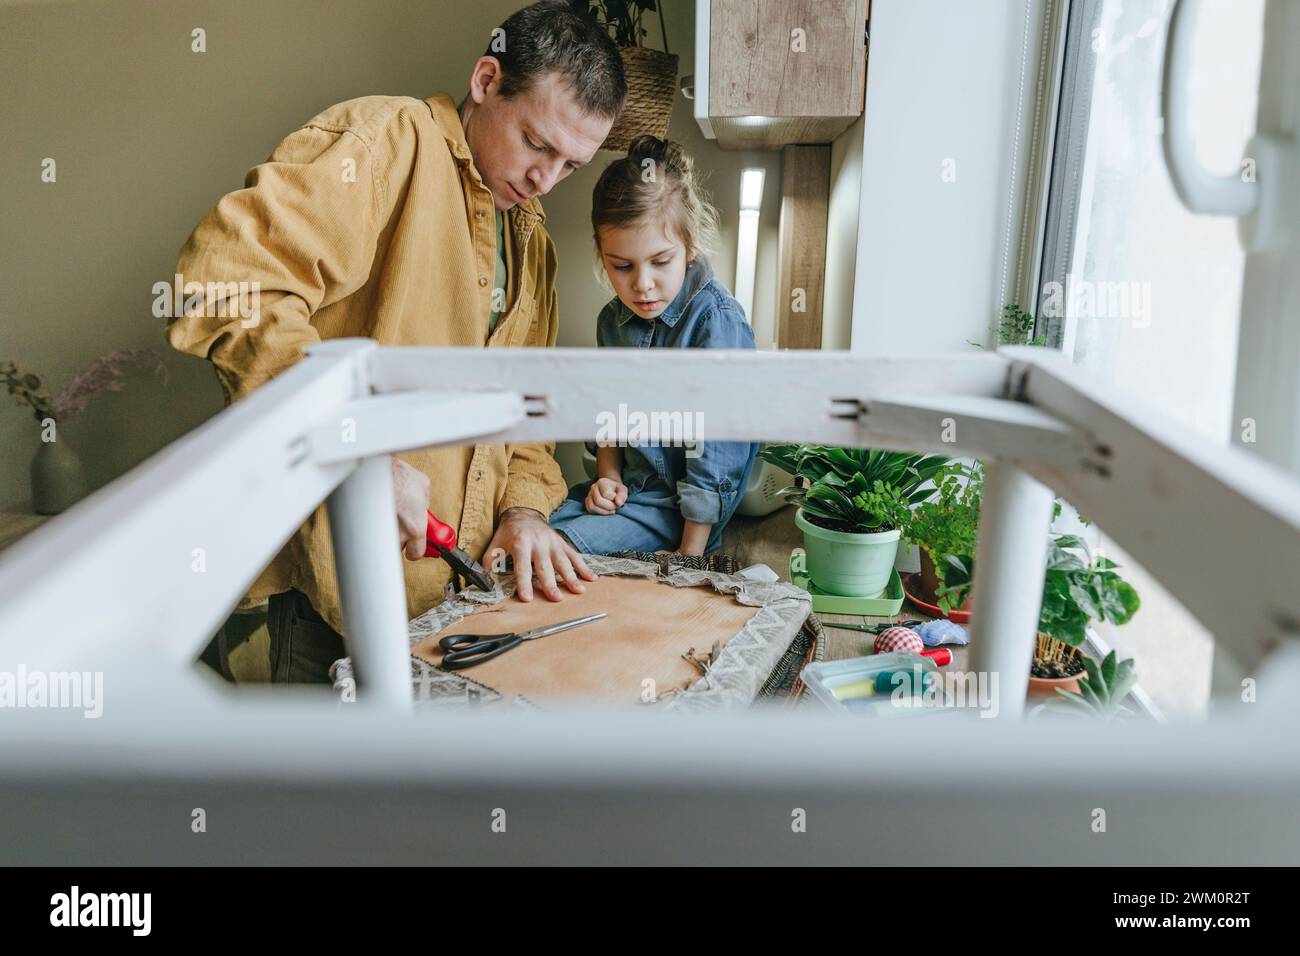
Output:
[{"xmin": 2, "ymin": 350, "xmax": 167, "ymax": 427}]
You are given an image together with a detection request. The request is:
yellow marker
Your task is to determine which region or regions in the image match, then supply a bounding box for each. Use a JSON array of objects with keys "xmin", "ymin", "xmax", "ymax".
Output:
[{"xmin": 832, "ymin": 680, "xmax": 877, "ymax": 701}]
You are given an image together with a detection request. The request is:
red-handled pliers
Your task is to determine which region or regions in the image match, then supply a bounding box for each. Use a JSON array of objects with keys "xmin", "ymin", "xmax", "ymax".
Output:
[{"xmin": 423, "ymin": 511, "xmax": 496, "ymax": 591}]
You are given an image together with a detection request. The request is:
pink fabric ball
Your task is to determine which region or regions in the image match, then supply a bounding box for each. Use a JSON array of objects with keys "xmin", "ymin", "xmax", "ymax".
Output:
[{"xmin": 874, "ymin": 626, "xmax": 924, "ymax": 656}]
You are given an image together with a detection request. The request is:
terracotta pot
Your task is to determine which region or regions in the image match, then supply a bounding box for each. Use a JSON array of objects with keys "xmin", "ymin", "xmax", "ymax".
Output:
[
  {"xmin": 1027, "ymin": 671, "xmax": 1087, "ymax": 697},
  {"xmin": 917, "ymin": 550, "xmax": 972, "ymax": 612},
  {"xmin": 1028, "ymin": 636, "xmax": 1087, "ymax": 696},
  {"xmin": 900, "ymin": 572, "xmax": 971, "ymax": 623}
]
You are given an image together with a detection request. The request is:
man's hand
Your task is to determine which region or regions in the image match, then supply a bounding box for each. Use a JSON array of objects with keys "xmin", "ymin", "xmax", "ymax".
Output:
[
  {"xmin": 584, "ymin": 476, "xmax": 628, "ymax": 515},
  {"xmin": 486, "ymin": 507, "xmax": 597, "ymax": 602},
  {"xmin": 392, "ymin": 458, "xmax": 431, "ymax": 560}
]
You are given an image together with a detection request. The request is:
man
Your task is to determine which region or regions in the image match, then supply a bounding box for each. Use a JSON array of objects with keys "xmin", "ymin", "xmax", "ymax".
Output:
[{"xmin": 168, "ymin": 2, "xmax": 627, "ymax": 683}]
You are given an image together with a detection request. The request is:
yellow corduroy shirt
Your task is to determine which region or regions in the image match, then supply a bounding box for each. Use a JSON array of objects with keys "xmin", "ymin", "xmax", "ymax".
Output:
[{"xmin": 166, "ymin": 92, "xmax": 567, "ymax": 636}]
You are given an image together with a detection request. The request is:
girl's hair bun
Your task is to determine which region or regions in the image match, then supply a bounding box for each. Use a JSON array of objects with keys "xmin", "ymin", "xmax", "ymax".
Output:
[
  {"xmin": 626, "ymin": 134, "xmax": 691, "ymax": 175},
  {"xmin": 590, "ymin": 135, "xmax": 719, "ymax": 268}
]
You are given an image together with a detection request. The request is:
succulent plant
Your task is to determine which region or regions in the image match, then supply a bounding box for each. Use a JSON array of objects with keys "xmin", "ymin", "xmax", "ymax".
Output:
[
  {"xmin": 758, "ymin": 445, "xmax": 952, "ymax": 534},
  {"xmin": 1048, "ymin": 650, "xmax": 1138, "ymax": 720}
]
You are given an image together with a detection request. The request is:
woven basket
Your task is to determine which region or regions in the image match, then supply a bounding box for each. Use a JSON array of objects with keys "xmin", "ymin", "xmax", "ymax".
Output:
[{"xmin": 602, "ymin": 46, "xmax": 679, "ymax": 152}]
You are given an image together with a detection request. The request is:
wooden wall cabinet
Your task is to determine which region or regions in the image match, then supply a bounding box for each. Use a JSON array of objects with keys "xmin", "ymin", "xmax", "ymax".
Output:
[{"xmin": 698, "ymin": 0, "xmax": 868, "ymax": 150}]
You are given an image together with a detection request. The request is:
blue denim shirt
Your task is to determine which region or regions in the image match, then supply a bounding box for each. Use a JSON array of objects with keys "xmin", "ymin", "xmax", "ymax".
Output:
[{"xmin": 597, "ymin": 256, "xmax": 759, "ymax": 526}]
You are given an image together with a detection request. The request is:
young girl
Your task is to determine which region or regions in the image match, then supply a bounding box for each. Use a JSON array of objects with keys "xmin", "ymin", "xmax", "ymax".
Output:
[{"xmin": 549, "ymin": 136, "xmax": 758, "ymax": 556}]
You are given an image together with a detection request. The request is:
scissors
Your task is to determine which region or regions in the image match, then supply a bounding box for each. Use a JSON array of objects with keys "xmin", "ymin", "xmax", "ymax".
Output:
[
  {"xmin": 820, "ymin": 619, "xmax": 926, "ymax": 634},
  {"xmin": 438, "ymin": 612, "xmax": 608, "ymax": 670}
]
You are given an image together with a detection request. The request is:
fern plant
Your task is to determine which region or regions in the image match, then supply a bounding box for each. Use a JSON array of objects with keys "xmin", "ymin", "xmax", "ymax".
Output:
[
  {"xmin": 967, "ymin": 303, "xmax": 1048, "ymax": 349},
  {"xmin": 998, "ymin": 304, "xmax": 1047, "ymax": 346}
]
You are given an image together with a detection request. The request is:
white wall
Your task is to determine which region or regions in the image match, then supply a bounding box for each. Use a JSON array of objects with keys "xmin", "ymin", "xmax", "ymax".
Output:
[
  {"xmin": 851, "ymin": 0, "xmax": 1049, "ymax": 352},
  {"xmin": 822, "ymin": 113, "xmax": 864, "ymax": 351}
]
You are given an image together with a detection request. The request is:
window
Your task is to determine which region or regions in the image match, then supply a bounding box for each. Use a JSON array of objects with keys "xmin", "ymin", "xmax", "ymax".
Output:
[{"xmin": 1037, "ymin": 0, "xmax": 1265, "ymax": 716}]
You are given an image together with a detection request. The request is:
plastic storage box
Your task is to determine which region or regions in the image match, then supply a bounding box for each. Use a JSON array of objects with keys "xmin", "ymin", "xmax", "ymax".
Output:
[{"xmin": 800, "ymin": 652, "xmax": 949, "ymax": 718}]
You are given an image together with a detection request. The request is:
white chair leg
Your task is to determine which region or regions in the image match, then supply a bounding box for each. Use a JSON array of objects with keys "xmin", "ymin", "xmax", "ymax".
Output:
[
  {"xmin": 326, "ymin": 455, "xmax": 411, "ymax": 710},
  {"xmin": 967, "ymin": 461, "xmax": 1056, "ymax": 718}
]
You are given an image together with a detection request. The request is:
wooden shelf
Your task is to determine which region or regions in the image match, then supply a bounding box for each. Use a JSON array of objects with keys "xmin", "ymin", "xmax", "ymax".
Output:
[
  {"xmin": 705, "ymin": 0, "xmax": 867, "ymax": 150},
  {"xmin": 0, "ymin": 501, "xmax": 50, "ymax": 554}
]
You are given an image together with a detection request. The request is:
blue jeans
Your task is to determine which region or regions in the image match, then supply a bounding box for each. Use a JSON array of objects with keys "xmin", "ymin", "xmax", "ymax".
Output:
[{"xmin": 549, "ymin": 475, "xmax": 730, "ymax": 555}]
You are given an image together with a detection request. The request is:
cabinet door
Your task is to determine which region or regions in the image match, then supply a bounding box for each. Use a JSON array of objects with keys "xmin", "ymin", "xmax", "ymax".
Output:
[{"xmin": 709, "ymin": 0, "xmax": 867, "ymax": 141}]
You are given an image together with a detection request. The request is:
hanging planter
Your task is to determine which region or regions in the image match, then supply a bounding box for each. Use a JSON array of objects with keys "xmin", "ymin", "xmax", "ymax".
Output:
[
  {"xmin": 570, "ymin": 1, "xmax": 679, "ymax": 151},
  {"xmin": 603, "ymin": 46, "xmax": 678, "ymax": 150}
]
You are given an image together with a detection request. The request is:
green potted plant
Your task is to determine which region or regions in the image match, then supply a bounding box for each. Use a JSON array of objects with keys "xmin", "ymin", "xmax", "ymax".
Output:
[
  {"xmin": 1030, "ymin": 534, "xmax": 1141, "ymax": 695},
  {"xmin": 759, "ymin": 445, "xmax": 951, "ymax": 598},
  {"xmin": 1044, "ymin": 650, "xmax": 1138, "ymax": 719},
  {"xmin": 903, "ymin": 461, "xmax": 983, "ymax": 614},
  {"xmin": 902, "ymin": 477, "xmax": 1142, "ymax": 694},
  {"xmin": 967, "ymin": 303, "xmax": 1048, "ymax": 350}
]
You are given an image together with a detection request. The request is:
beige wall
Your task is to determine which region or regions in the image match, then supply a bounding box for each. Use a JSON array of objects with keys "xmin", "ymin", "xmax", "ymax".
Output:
[{"xmin": 0, "ymin": 0, "xmax": 782, "ymax": 505}]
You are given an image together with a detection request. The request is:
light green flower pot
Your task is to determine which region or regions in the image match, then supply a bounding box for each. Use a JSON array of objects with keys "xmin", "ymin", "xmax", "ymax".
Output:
[{"xmin": 795, "ymin": 508, "xmax": 900, "ymax": 598}]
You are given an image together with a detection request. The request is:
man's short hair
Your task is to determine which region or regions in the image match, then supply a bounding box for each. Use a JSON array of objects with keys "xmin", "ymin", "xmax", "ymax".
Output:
[{"xmin": 489, "ymin": 1, "xmax": 627, "ymax": 120}]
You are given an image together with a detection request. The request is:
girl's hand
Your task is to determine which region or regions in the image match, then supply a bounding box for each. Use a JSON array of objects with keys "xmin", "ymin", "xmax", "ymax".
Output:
[
  {"xmin": 677, "ymin": 519, "xmax": 711, "ymax": 556},
  {"xmin": 585, "ymin": 477, "xmax": 628, "ymax": 515}
]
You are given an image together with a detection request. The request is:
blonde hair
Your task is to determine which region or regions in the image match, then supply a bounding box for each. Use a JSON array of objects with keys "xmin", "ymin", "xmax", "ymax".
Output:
[{"xmin": 590, "ymin": 135, "xmax": 720, "ymax": 266}]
